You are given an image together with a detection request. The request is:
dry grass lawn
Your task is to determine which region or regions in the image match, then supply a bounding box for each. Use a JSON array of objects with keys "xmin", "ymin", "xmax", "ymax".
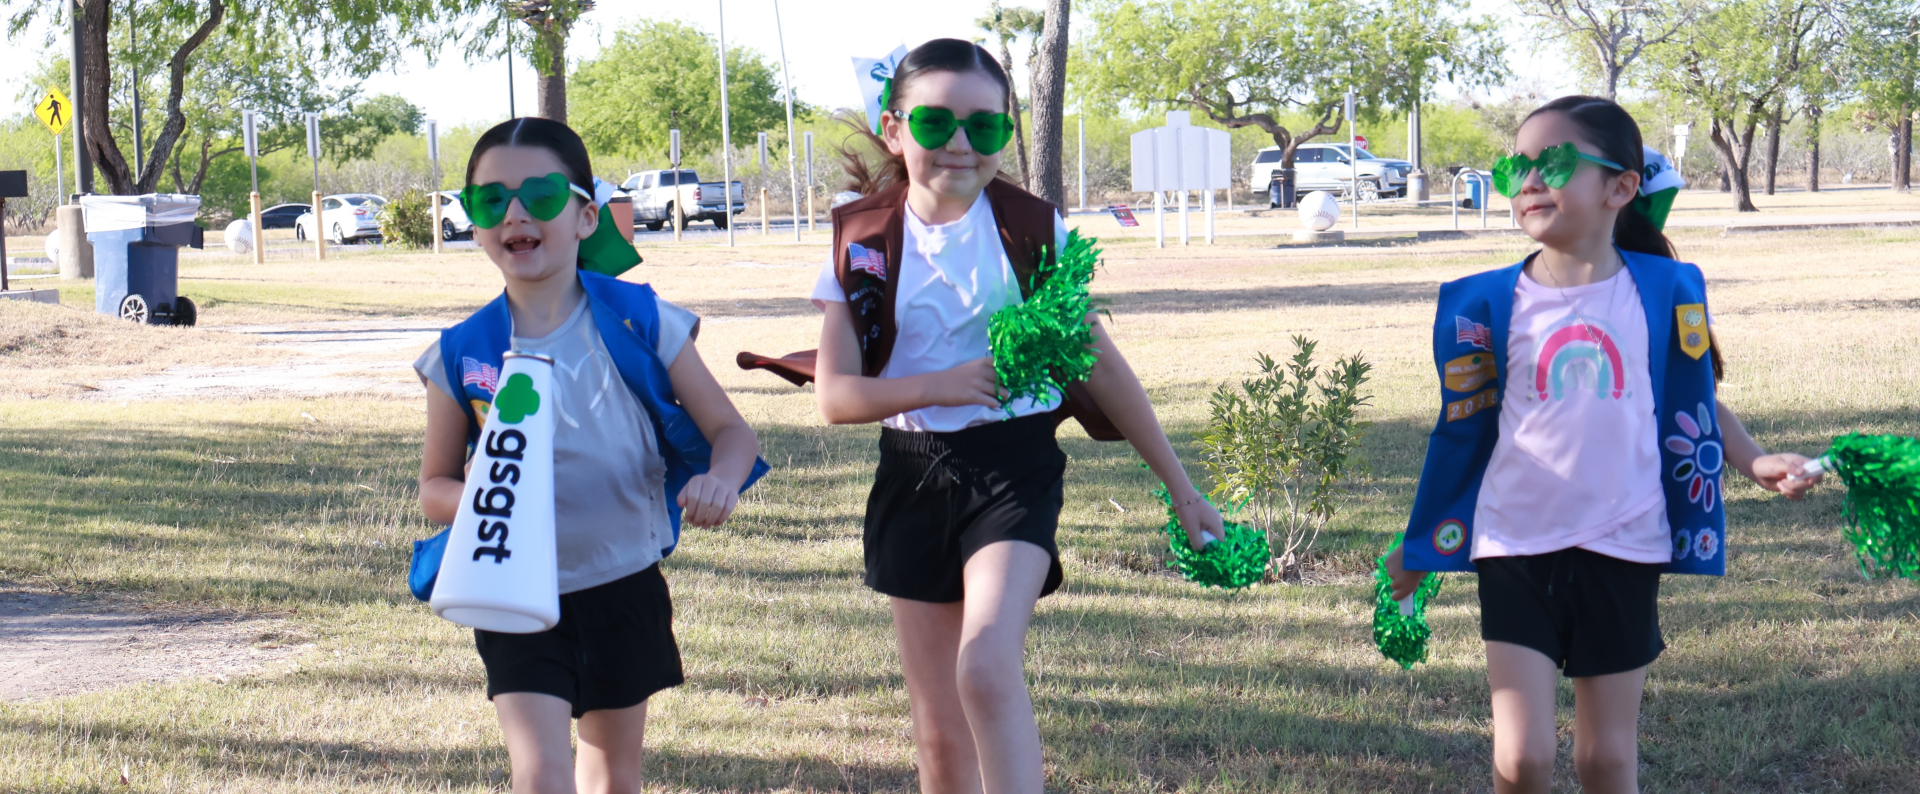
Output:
[{"xmin": 1, "ymin": 213, "xmax": 1916, "ymax": 792}]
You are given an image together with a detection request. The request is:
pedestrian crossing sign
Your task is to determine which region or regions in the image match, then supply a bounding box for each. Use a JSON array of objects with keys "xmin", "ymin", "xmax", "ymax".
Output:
[{"xmin": 35, "ymin": 88, "xmax": 73, "ymax": 136}]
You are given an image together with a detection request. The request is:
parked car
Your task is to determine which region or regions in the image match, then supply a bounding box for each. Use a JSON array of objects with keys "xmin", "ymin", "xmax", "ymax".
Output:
[
  {"xmin": 1252, "ymin": 143, "xmax": 1412, "ymax": 203},
  {"xmin": 432, "ymin": 191, "xmax": 474, "ymax": 241},
  {"xmin": 295, "ymin": 194, "xmax": 387, "ymax": 244},
  {"xmin": 259, "ymin": 203, "xmax": 310, "ymax": 229},
  {"xmin": 620, "ymin": 169, "xmax": 745, "ymax": 230}
]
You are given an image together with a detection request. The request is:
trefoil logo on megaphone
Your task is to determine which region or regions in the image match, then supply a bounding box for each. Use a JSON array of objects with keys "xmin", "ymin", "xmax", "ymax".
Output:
[{"xmin": 431, "ymin": 351, "xmax": 562, "ymax": 634}]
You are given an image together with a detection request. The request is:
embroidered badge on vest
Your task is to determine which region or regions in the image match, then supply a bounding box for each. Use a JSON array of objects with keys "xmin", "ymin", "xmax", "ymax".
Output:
[
  {"xmin": 848, "ymin": 242, "xmax": 887, "ymax": 279},
  {"xmin": 1676, "ymin": 303, "xmax": 1710, "ymax": 359},
  {"xmin": 1445, "ymin": 388, "xmax": 1499, "ymax": 422},
  {"xmin": 1443, "ymin": 354, "xmax": 1496, "ymax": 393},
  {"xmin": 1454, "ymin": 316, "xmax": 1492, "ymax": 350},
  {"xmin": 1665, "ymin": 401, "xmax": 1725, "ymax": 513},
  {"xmin": 1433, "ymin": 519, "xmax": 1467, "ymax": 555}
]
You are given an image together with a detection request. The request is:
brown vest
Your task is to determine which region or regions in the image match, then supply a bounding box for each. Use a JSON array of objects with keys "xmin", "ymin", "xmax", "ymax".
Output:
[{"xmin": 831, "ymin": 179, "xmax": 1122, "ymax": 440}]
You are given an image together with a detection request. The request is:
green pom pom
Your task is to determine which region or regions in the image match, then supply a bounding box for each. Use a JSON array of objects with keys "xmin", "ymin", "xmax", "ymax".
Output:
[
  {"xmin": 1372, "ymin": 537, "xmax": 1441, "ymax": 670},
  {"xmin": 1152, "ymin": 486, "xmax": 1269, "ymax": 589},
  {"xmin": 987, "ymin": 229, "xmax": 1101, "ymax": 412},
  {"xmin": 1823, "ymin": 433, "xmax": 1920, "ymax": 580}
]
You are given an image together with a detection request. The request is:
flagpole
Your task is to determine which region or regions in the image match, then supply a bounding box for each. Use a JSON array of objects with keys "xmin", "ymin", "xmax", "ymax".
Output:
[
  {"xmin": 774, "ymin": 0, "xmax": 800, "ymax": 242},
  {"xmin": 717, "ymin": 0, "xmax": 735, "ymax": 248}
]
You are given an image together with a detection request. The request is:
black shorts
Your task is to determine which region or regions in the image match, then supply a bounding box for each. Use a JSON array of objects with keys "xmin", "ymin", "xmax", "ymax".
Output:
[
  {"xmin": 865, "ymin": 412, "xmax": 1066, "ymax": 603},
  {"xmin": 474, "ymin": 563, "xmax": 685, "ymax": 718},
  {"xmin": 1478, "ymin": 547, "xmax": 1665, "ymax": 678}
]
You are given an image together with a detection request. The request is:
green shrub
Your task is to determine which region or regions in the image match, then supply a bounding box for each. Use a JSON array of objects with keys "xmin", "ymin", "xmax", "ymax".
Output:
[
  {"xmin": 1202, "ymin": 336, "xmax": 1372, "ymax": 581},
  {"xmin": 377, "ymin": 189, "xmax": 435, "ymax": 248}
]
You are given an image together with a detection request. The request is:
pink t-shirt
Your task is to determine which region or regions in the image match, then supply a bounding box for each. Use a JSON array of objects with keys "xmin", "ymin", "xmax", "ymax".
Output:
[{"xmin": 1470, "ymin": 265, "xmax": 1672, "ymax": 564}]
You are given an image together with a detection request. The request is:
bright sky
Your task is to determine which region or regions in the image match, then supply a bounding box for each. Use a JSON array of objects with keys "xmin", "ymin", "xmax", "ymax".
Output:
[{"xmin": 4, "ymin": 0, "xmax": 1578, "ymax": 127}]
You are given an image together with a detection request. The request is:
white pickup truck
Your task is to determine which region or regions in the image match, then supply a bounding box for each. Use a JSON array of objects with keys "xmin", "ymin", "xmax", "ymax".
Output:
[{"xmin": 621, "ymin": 169, "xmax": 745, "ymax": 230}]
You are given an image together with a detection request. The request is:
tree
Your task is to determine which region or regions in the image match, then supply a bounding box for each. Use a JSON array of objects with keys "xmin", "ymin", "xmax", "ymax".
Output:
[
  {"xmin": 976, "ymin": 1, "xmax": 1044, "ymax": 188},
  {"xmin": 511, "ymin": 0, "xmax": 593, "ymax": 122},
  {"xmin": 4, "ymin": 0, "xmax": 490, "ymax": 195},
  {"xmin": 1076, "ymin": 0, "xmax": 1503, "ymax": 172},
  {"xmin": 1846, "ymin": 0, "xmax": 1919, "ymax": 192},
  {"xmin": 570, "ymin": 20, "xmax": 794, "ymax": 167},
  {"xmin": 1028, "ymin": 0, "xmax": 1071, "ymax": 207},
  {"xmin": 1517, "ymin": 0, "xmax": 1696, "ymax": 100},
  {"xmin": 1649, "ymin": 0, "xmax": 1839, "ymax": 211}
]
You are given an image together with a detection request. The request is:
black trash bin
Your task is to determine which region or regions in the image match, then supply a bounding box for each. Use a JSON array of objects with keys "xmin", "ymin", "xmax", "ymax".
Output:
[
  {"xmin": 84, "ymin": 194, "xmax": 206, "ymax": 326},
  {"xmin": 1267, "ymin": 168, "xmax": 1298, "ymax": 209}
]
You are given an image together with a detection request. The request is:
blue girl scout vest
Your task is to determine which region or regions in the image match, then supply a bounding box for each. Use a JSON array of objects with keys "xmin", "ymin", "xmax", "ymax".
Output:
[
  {"xmin": 1402, "ymin": 249, "xmax": 1726, "ymax": 576},
  {"xmin": 438, "ymin": 270, "xmax": 771, "ymax": 555}
]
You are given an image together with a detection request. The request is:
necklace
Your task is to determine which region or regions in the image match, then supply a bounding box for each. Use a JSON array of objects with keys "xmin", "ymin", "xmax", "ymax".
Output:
[{"xmin": 1535, "ymin": 250, "xmax": 1622, "ymax": 343}]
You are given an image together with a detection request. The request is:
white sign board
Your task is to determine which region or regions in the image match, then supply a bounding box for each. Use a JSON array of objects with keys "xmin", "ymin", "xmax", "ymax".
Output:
[{"xmin": 1129, "ymin": 111, "xmax": 1231, "ymax": 192}]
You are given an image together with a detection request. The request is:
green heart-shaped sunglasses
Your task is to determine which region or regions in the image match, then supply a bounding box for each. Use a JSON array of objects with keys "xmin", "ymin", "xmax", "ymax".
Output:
[
  {"xmin": 890, "ymin": 106, "xmax": 1015, "ymax": 155},
  {"xmin": 459, "ymin": 172, "xmax": 595, "ymax": 229},
  {"xmin": 1491, "ymin": 142, "xmax": 1625, "ymax": 197}
]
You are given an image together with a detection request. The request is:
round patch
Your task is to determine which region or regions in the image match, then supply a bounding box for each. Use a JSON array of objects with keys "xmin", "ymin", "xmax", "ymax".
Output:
[
  {"xmin": 1672, "ymin": 529, "xmax": 1692, "ymax": 561},
  {"xmin": 1695, "ymin": 441, "xmax": 1724, "ymax": 475},
  {"xmin": 1683, "ymin": 309, "xmax": 1704, "ymax": 326},
  {"xmin": 1434, "ymin": 520, "xmax": 1466, "ymax": 555},
  {"xmin": 1685, "ymin": 331, "xmax": 1702, "ymax": 349},
  {"xmin": 1694, "ymin": 529, "xmax": 1720, "ymax": 560}
]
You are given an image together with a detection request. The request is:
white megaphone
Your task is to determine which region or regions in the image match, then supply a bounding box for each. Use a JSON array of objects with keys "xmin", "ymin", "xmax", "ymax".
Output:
[{"xmin": 431, "ymin": 351, "xmax": 561, "ymax": 633}]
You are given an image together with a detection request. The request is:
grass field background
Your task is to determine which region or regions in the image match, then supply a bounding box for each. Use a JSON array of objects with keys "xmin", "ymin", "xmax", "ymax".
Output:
[{"xmin": 1, "ymin": 208, "xmax": 1917, "ymax": 791}]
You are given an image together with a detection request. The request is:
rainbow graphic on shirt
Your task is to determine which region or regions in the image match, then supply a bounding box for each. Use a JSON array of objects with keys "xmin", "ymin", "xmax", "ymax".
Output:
[{"xmin": 1532, "ymin": 318, "xmax": 1625, "ymax": 401}]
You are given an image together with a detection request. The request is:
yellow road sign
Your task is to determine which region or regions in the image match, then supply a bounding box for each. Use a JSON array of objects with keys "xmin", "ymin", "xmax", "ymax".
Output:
[{"xmin": 34, "ymin": 88, "xmax": 73, "ymax": 136}]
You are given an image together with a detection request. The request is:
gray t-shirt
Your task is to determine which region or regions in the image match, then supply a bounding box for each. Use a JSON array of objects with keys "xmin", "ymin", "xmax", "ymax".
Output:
[{"xmin": 415, "ymin": 295, "xmax": 701, "ymax": 593}]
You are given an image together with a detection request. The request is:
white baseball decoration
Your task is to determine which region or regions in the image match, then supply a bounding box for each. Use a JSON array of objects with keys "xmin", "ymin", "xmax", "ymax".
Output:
[{"xmin": 1298, "ymin": 191, "xmax": 1341, "ymax": 232}]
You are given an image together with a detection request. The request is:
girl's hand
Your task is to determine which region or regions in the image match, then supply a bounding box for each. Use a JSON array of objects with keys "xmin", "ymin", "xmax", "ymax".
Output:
[
  {"xmin": 1171, "ymin": 492, "xmax": 1226, "ymax": 551},
  {"xmin": 677, "ymin": 473, "xmax": 741, "ymax": 528},
  {"xmin": 1751, "ymin": 452, "xmax": 1819, "ymax": 500},
  {"xmin": 1384, "ymin": 544, "xmax": 1430, "ymax": 602},
  {"xmin": 923, "ymin": 357, "xmax": 1003, "ymax": 409}
]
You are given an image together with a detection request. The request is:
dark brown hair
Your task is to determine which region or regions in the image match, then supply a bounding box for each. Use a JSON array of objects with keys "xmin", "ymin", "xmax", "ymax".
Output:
[
  {"xmin": 1521, "ymin": 95, "xmax": 1674, "ymax": 260},
  {"xmin": 838, "ymin": 38, "xmax": 1012, "ymax": 196},
  {"xmin": 465, "ymin": 117, "xmax": 595, "ymax": 196}
]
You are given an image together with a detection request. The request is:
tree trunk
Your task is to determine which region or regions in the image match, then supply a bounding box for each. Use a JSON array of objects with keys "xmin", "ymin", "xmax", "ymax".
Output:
[
  {"xmin": 77, "ymin": 0, "xmax": 133, "ymax": 194},
  {"xmin": 534, "ymin": 21, "xmax": 568, "ymax": 123},
  {"xmin": 1896, "ymin": 110, "xmax": 1912, "ymax": 193},
  {"xmin": 1708, "ymin": 117, "xmax": 1758, "ymax": 212},
  {"xmin": 1806, "ymin": 105, "xmax": 1821, "ymax": 192},
  {"xmin": 1027, "ymin": 0, "xmax": 1070, "ymax": 208},
  {"xmin": 995, "ymin": 39, "xmax": 1030, "ymax": 189},
  {"xmin": 1763, "ymin": 103, "xmax": 1782, "ymax": 195}
]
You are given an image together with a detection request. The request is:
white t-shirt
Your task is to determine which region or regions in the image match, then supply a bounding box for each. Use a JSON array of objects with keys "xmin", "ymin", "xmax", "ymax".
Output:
[
  {"xmin": 1471, "ymin": 264, "xmax": 1672, "ymax": 564},
  {"xmin": 415, "ymin": 294, "xmax": 702, "ymax": 592},
  {"xmin": 810, "ymin": 190, "xmax": 1070, "ymax": 433}
]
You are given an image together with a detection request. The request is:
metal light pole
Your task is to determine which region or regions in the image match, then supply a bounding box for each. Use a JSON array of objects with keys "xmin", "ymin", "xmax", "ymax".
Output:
[
  {"xmin": 428, "ymin": 119, "xmax": 442, "ymax": 254},
  {"xmin": 774, "ymin": 0, "xmax": 800, "ymax": 241},
  {"xmin": 717, "ymin": 0, "xmax": 735, "ymax": 247},
  {"xmin": 803, "ymin": 131, "xmax": 816, "ymax": 231},
  {"xmin": 1347, "ymin": 88, "xmax": 1358, "ymax": 231},
  {"xmin": 70, "ymin": 0, "xmax": 90, "ymax": 196},
  {"xmin": 1077, "ymin": 114, "xmax": 1085, "ymax": 212},
  {"xmin": 244, "ymin": 109, "xmax": 264, "ymax": 263},
  {"xmin": 129, "ymin": 0, "xmax": 143, "ymax": 176},
  {"xmin": 505, "ymin": 17, "xmax": 516, "ymax": 118},
  {"xmin": 307, "ymin": 112, "xmax": 324, "ymax": 260}
]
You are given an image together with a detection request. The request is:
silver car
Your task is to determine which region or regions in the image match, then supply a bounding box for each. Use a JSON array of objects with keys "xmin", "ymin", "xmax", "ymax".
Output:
[{"xmin": 1252, "ymin": 143, "xmax": 1412, "ymax": 202}]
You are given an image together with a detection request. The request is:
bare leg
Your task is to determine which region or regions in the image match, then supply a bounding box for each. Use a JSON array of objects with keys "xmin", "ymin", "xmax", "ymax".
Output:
[
  {"xmin": 1485, "ymin": 641, "xmax": 1561, "ymax": 794},
  {"xmin": 575, "ymin": 700, "xmax": 649, "ymax": 794},
  {"xmin": 891, "ymin": 597, "xmax": 981, "ymax": 794},
  {"xmin": 955, "ymin": 540, "xmax": 1051, "ymax": 794},
  {"xmin": 1571, "ymin": 666, "xmax": 1647, "ymax": 794},
  {"xmin": 495, "ymin": 692, "xmax": 578, "ymax": 794}
]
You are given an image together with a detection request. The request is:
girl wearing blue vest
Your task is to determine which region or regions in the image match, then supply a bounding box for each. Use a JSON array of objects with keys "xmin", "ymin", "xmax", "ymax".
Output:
[
  {"xmin": 1385, "ymin": 96, "xmax": 1823, "ymax": 793},
  {"xmin": 415, "ymin": 118, "xmax": 766, "ymax": 794},
  {"xmin": 813, "ymin": 39, "xmax": 1224, "ymax": 794}
]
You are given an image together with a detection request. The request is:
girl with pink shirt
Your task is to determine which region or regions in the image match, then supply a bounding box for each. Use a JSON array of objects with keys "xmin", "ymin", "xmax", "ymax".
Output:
[{"xmin": 1385, "ymin": 96, "xmax": 1823, "ymax": 793}]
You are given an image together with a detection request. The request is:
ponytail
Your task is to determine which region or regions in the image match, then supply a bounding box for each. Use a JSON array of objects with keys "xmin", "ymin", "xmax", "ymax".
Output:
[{"xmin": 1613, "ymin": 198, "xmax": 1675, "ymax": 259}]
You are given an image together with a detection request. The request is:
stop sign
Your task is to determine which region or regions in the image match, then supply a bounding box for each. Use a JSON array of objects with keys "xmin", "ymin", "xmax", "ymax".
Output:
[{"xmin": 1353, "ymin": 134, "xmax": 1369, "ymax": 150}]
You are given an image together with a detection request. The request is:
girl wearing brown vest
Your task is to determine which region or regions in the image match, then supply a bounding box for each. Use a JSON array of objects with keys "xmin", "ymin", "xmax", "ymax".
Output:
[{"xmin": 810, "ymin": 39, "xmax": 1224, "ymax": 794}]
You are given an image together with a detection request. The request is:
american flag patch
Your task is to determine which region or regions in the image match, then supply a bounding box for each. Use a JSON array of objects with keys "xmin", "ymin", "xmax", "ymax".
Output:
[
  {"xmin": 847, "ymin": 242, "xmax": 887, "ymax": 279},
  {"xmin": 1455, "ymin": 316, "xmax": 1492, "ymax": 350},
  {"xmin": 460, "ymin": 356, "xmax": 500, "ymax": 395}
]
